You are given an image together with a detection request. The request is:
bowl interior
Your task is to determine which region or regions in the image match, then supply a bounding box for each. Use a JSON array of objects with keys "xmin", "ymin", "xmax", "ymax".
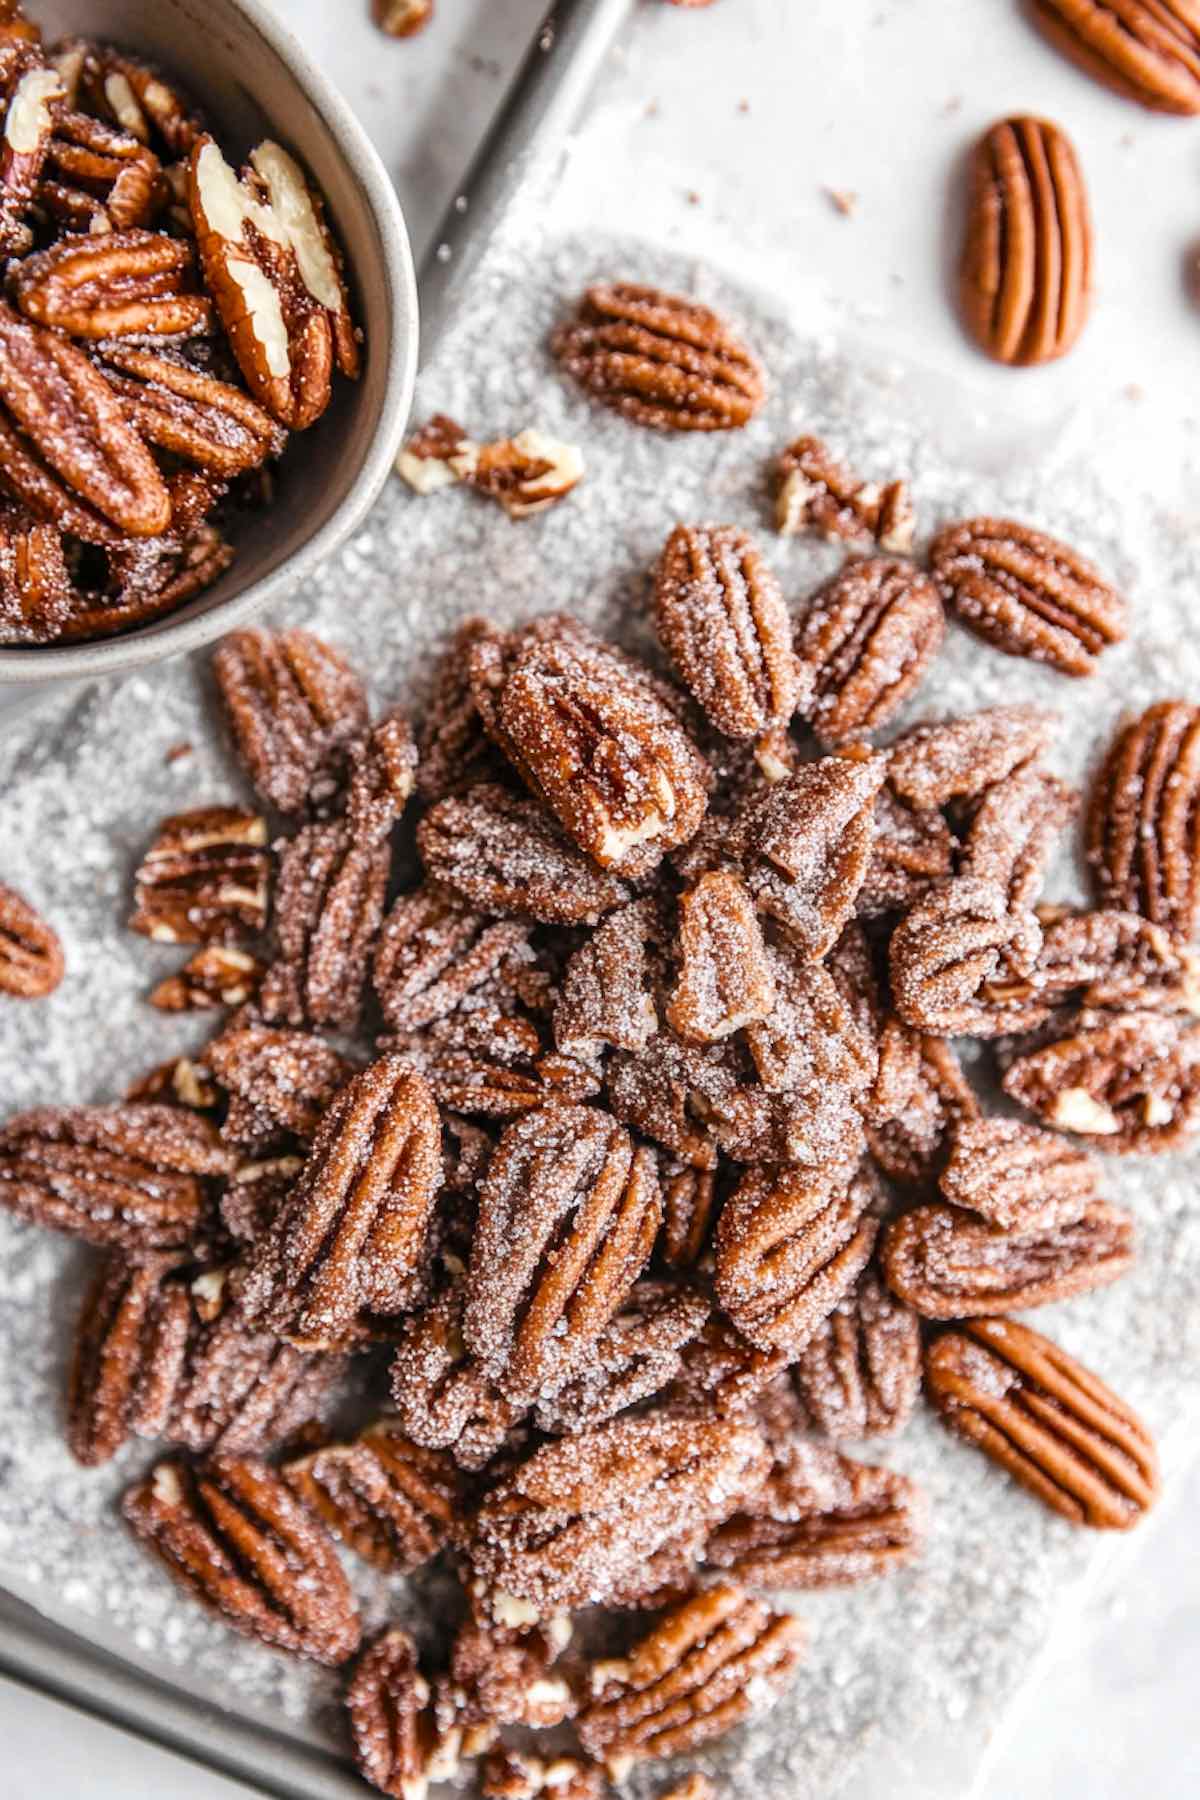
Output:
[{"xmin": 0, "ymin": 0, "xmax": 416, "ymax": 682}]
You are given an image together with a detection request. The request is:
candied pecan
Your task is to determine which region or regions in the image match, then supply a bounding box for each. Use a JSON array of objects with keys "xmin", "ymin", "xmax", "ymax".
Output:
[
  {"xmin": 77, "ymin": 43, "xmax": 204, "ymax": 155},
  {"xmin": 346, "ymin": 707, "xmax": 418, "ymax": 844},
  {"xmin": 774, "ymin": 434, "xmax": 915, "ymax": 551},
  {"xmin": 480, "ymin": 1751, "xmax": 602, "ymax": 1800},
  {"xmin": 375, "ymin": 0, "xmax": 435, "ymax": 38},
  {"xmin": 0, "ymin": 878, "xmax": 63, "ymax": 997},
  {"xmin": 554, "ymin": 897, "xmax": 664, "ymax": 1059},
  {"xmin": 39, "ymin": 106, "xmax": 162, "ymax": 233},
  {"xmin": 219, "ymin": 1153, "xmax": 302, "ymax": 1245},
  {"xmin": 858, "ymin": 784, "xmax": 955, "ymax": 915},
  {"xmin": 932, "ymin": 516, "xmax": 1122, "ymax": 672},
  {"xmin": 397, "ymin": 412, "xmax": 476, "ymax": 494},
  {"xmin": 129, "ymin": 804, "xmax": 269, "ymax": 945},
  {"xmin": 1033, "ymin": 907, "xmax": 1200, "ymax": 1012},
  {"xmin": 13, "ymin": 230, "xmax": 211, "ymax": 340},
  {"xmin": 345, "ymin": 1628, "xmax": 453, "ymax": 1800},
  {"xmin": 577, "ymin": 1582, "xmax": 804, "ymax": 1775},
  {"xmin": 206, "ymin": 1017, "xmax": 354, "ymax": 1148},
  {"xmin": 419, "ymin": 784, "xmax": 633, "ymax": 928},
  {"xmin": 149, "ymin": 945, "xmax": 263, "ymax": 1012},
  {"xmin": 881, "ymin": 1196, "xmax": 1134, "ymax": 1318},
  {"xmin": 666, "ymin": 872, "xmax": 775, "ymax": 1043},
  {"xmin": 0, "ymin": 501, "xmax": 74, "ymax": 642},
  {"xmin": 391, "ymin": 1285, "xmax": 524, "ymax": 1471},
  {"xmin": 866, "ymin": 1029, "xmax": 978, "ymax": 1185},
  {"xmin": 605, "ymin": 1032, "xmax": 730, "ymax": 1170},
  {"xmin": 790, "ymin": 1265, "xmax": 920, "ymax": 1440},
  {"xmin": 99, "ymin": 346, "xmax": 285, "ymax": 477},
  {"xmin": 1002, "ymin": 1007, "xmax": 1200, "ymax": 1150},
  {"xmin": 470, "ymin": 428, "xmax": 584, "ymax": 519},
  {"xmin": 795, "ymin": 558, "xmax": 944, "ymax": 744},
  {"xmin": 926, "ymin": 1316, "xmax": 1159, "ymax": 1527},
  {"xmin": 657, "ymin": 1159, "xmax": 720, "ymax": 1269},
  {"xmin": 239, "ymin": 1058, "xmax": 441, "ymax": 1346},
  {"xmin": 653, "ymin": 522, "xmax": 802, "ymax": 740},
  {"xmin": 940, "ymin": 1116, "xmax": 1098, "ymax": 1231},
  {"xmin": 127, "ymin": 1053, "xmax": 220, "ymax": 1114},
  {"xmin": 374, "ymin": 887, "xmax": 530, "ymax": 1034},
  {"xmin": 0, "ymin": 52, "xmax": 64, "ymax": 256},
  {"xmin": 741, "ymin": 750, "xmax": 887, "ymax": 958},
  {"xmin": 959, "ymin": 765, "xmax": 1077, "ymax": 911},
  {"xmin": 887, "ymin": 705, "xmax": 1057, "ymax": 810},
  {"xmin": 415, "ymin": 618, "xmax": 505, "ymax": 803},
  {"xmin": 715, "ymin": 1161, "xmax": 880, "ymax": 1354},
  {"xmin": 1028, "ymin": 0, "xmax": 1200, "ymax": 115},
  {"xmin": 744, "ymin": 945, "xmax": 876, "ymax": 1106},
  {"xmin": 124, "ymin": 1454, "xmax": 360, "ymax": 1663},
  {"xmin": 466, "ymin": 1412, "xmax": 770, "ymax": 1617},
  {"xmin": 283, "ymin": 1419, "xmax": 461, "ymax": 1572},
  {"xmin": 66, "ymin": 1251, "xmax": 190, "ymax": 1466},
  {"xmin": 888, "ymin": 877, "xmax": 1042, "ymax": 1036},
  {"xmin": 667, "ymin": 1313, "xmax": 790, "ymax": 1418},
  {"xmin": 213, "ymin": 625, "xmax": 369, "ymax": 817},
  {"xmin": 446, "ymin": 1616, "xmax": 575, "ymax": 1738},
  {"xmin": 0, "ymin": 1102, "xmax": 230, "ymax": 1248},
  {"xmin": 1086, "ymin": 700, "xmax": 1200, "ymax": 936},
  {"xmin": 259, "ymin": 819, "xmax": 389, "ymax": 1030},
  {"xmin": 704, "ymin": 1440, "xmax": 923, "ymax": 1588},
  {"xmin": 552, "ymin": 281, "xmax": 764, "ymax": 431},
  {"xmin": 532, "ymin": 1280, "xmax": 710, "ymax": 1435}
]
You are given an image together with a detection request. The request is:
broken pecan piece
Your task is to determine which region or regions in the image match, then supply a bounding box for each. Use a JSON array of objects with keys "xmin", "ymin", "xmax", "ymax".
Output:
[
  {"xmin": 857, "ymin": 785, "xmax": 954, "ymax": 915},
  {"xmin": 1002, "ymin": 1007, "xmax": 1200, "ymax": 1150},
  {"xmin": 774, "ymin": 434, "xmax": 915, "ymax": 551},
  {"xmin": 481, "ymin": 1751, "xmax": 601, "ymax": 1800},
  {"xmin": 552, "ymin": 281, "xmax": 765, "ymax": 431},
  {"xmin": 532, "ymin": 1280, "xmax": 710, "ymax": 1435},
  {"xmin": 149, "ymin": 945, "xmax": 263, "ymax": 1012},
  {"xmin": 888, "ymin": 877, "xmax": 1042, "ymax": 1035},
  {"xmin": 657, "ymin": 1159, "xmax": 720, "ymax": 1269},
  {"xmin": 887, "ymin": 704, "xmax": 1057, "ymax": 810},
  {"xmin": 939, "ymin": 1117, "xmax": 1098, "ymax": 1232},
  {"xmin": 790, "ymin": 1264, "xmax": 921, "ymax": 1441},
  {"xmin": 1028, "ymin": 0, "xmax": 1200, "ymax": 115},
  {"xmin": 0, "ymin": 878, "xmax": 63, "ymax": 996},
  {"xmin": 554, "ymin": 896, "xmax": 664, "ymax": 1059},
  {"xmin": 926, "ymin": 1316, "xmax": 1159, "ymax": 1527},
  {"xmin": 653, "ymin": 522, "xmax": 802, "ymax": 739},
  {"xmin": 129, "ymin": 804, "xmax": 270, "ymax": 944},
  {"xmin": 0, "ymin": 56, "xmax": 65, "ymax": 255},
  {"xmin": 795, "ymin": 557, "xmax": 944, "ymax": 745},
  {"xmin": 213, "ymin": 625, "xmax": 368, "ymax": 816},
  {"xmin": 932, "ymin": 516, "xmax": 1122, "ymax": 673},
  {"xmin": 1033, "ymin": 907, "xmax": 1200, "ymax": 1012},
  {"xmin": 66, "ymin": 1250, "xmax": 190, "ymax": 1466},
  {"xmin": 283, "ymin": 1419, "xmax": 461, "ymax": 1572},
  {"xmin": 471, "ymin": 428, "xmax": 584, "ymax": 518},
  {"xmin": 13, "ymin": 229, "xmax": 211, "ymax": 340},
  {"xmin": 666, "ymin": 872, "xmax": 775, "ymax": 1043},
  {"xmin": 123, "ymin": 1454, "xmax": 361, "ymax": 1663},
  {"xmin": 1086, "ymin": 699, "xmax": 1200, "ymax": 936},
  {"xmin": 77, "ymin": 43, "xmax": 204, "ymax": 156},
  {"xmin": 866, "ymin": 1027, "xmax": 978, "ymax": 1185},
  {"xmin": 259, "ymin": 818, "xmax": 389, "ymax": 1029},
  {"xmin": 391, "ymin": 1285, "xmax": 525, "ymax": 1472},
  {"xmin": 0, "ymin": 500, "xmax": 73, "ymax": 642},
  {"xmin": 374, "ymin": 0, "xmax": 435, "ymax": 37}
]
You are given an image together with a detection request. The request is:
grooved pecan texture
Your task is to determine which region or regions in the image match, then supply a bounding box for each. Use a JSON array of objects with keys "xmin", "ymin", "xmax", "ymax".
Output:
[
  {"xmin": 1029, "ymin": 0, "xmax": 1200, "ymax": 114},
  {"xmin": 531, "ymin": 1280, "xmax": 710, "ymax": 1435},
  {"xmin": 260, "ymin": 819, "xmax": 389, "ymax": 1030},
  {"xmin": 939, "ymin": 1117, "xmax": 1098, "ymax": 1232},
  {"xmin": 214, "ymin": 626, "xmax": 368, "ymax": 816},
  {"xmin": 865, "ymin": 1027, "xmax": 978, "ymax": 1185},
  {"xmin": 959, "ymin": 765, "xmax": 1077, "ymax": 912},
  {"xmin": 390, "ymin": 1284, "xmax": 524, "ymax": 1472},
  {"xmin": 207, "ymin": 1017, "xmax": 353, "ymax": 1149},
  {"xmin": 283, "ymin": 1419, "xmax": 461, "ymax": 1572},
  {"xmin": 888, "ymin": 705, "xmax": 1057, "ymax": 810},
  {"xmin": 1086, "ymin": 700, "xmax": 1200, "ymax": 937},
  {"xmin": 67, "ymin": 1251, "xmax": 189, "ymax": 1465},
  {"xmin": 795, "ymin": 558, "xmax": 944, "ymax": 744},
  {"xmin": 0, "ymin": 879, "xmax": 63, "ymax": 996},
  {"xmin": 1002, "ymin": 1008, "xmax": 1200, "ymax": 1151},
  {"xmin": 345, "ymin": 1628, "xmax": 443, "ymax": 1800},
  {"xmin": 1033, "ymin": 907, "xmax": 1200, "ymax": 1012},
  {"xmin": 888, "ymin": 877, "xmax": 1042, "ymax": 1035},
  {"xmin": 373, "ymin": 886, "xmax": 531, "ymax": 1034},
  {"xmin": 790, "ymin": 1265, "xmax": 921, "ymax": 1440},
  {"xmin": 149, "ymin": 945, "xmax": 263, "ymax": 1013},
  {"xmin": 666, "ymin": 872, "xmax": 775, "ymax": 1043},
  {"xmin": 774, "ymin": 435, "xmax": 915, "ymax": 551},
  {"xmin": 129, "ymin": 804, "xmax": 270, "ymax": 945}
]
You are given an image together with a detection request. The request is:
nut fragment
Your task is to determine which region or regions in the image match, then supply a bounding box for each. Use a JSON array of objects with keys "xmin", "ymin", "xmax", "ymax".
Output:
[
  {"xmin": 149, "ymin": 945, "xmax": 262, "ymax": 1012},
  {"xmin": 397, "ymin": 413, "xmax": 476, "ymax": 494},
  {"xmin": 857, "ymin": 785, "xmax": 954, "ymax": 916},
  {"xmin": 795, "ymin": 557, "xmax": 944, "ymax": 745},
  {"xmin": 374, "ymin": 0, "xmax": 435, "ymax": 37},
  {"xmin": 283, "ymin": 1419, "xmax": 461, "ymax": 1572},
  {"xmin": 1002, "ymin": 1008, "xmax": 1200, "ymax": 1152},
  {"xmin": 1028, "ymin": 0, "xmax": 1200, "ymax": 115},
  {"xmin": 888, "ymin": 877, "xmax": 1042, "ymax": 1035},
  {"xmin": 774, "ymin": 434, "xmax": 915, "ymax": 550},
  {"xmin": 129, "ymin": 804, "xmax": 269, "ymax": 944},
  {"xmin": 66, "ymin": 1251, "xmax": 190, "ymax": 1465},
  {"xmin": 1033, "ymin": 907, "xmax": 1200, "ymax": 1012},
  {"xmin": 0, "ymin": 879, "xmax": 63, "ymax": 997},
  {"xmin": 926, "ymin": 1317, "xmax": 1158, "ymax": 1528},
  {"xmin": 345, "ymin": 1628, "xmax": 447, "ymax": 1800},
  {"xmin": 471, "ymin": 429, "xmax": 584, "ymax": 518},
  {"xmin": 939, "ymin": 1117, "xmax": 1098, "ymax": 1232},
  {"xmin": 214, "ymin": 625, "xmax": 369, "ymax": 816},
  {"xmin": 666, "ymin": 872, "xmax": 775, "ymax": 1043},
  {"xmin": 790, "ymin": 1265, "xmax": 921, "ymax": 1440},
  {"xmin": 554, "ymin": 897, "xmax": 663, "ymax": 1059},
  {"xmin": 887, "ymin": 705, "xmax": 1057, "ymax": 810},
  {"xmin": 1085, "ymin": 700, "xmax": 1200, "ymax": 937}
]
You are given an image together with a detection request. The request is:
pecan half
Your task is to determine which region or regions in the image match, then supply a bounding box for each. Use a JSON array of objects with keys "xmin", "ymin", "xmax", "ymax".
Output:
[
  {"xmin": 239, "ymin": 1057, "xmax": 441, "ymax": 1347},
  {"xmin": 1033, "ymin": 907, "xmax": 1200, "ymax": 1012},
  {"xmin": 857, "ymin": 785, "xmax": 955, "ymax": 915},
  {"xmin": 1002, "ymin": 1007, "xmax": 1200, "ymax": 1150},
  {"xmin": 774, "ymin": 435, "xmax": 915, "ymax": 551},
  {"xmin": 881, "ymin": 1196, "xmax": 1134, "ymax": 1317},
  {"xmin": 99, "ymin": 346, "xmax": 285, "ymax": 476},
  {"xmin": 0, "ymin": 501, "xmax": 73, "ymax": 642},
  {"xmin": 888, "ymin": 877, "xmax": 1042, "ymax": 1035},
  {"xmin": 577, "ymin": 1582, "xmax": 804, "ymax": 1775},
  {"xmin": 214, "ymin": 625, "xmax": 368, "ymax": 816},
  {"xmin": 1086, "ymin": 700, "xmax": 1200, "ymax": 936},
  {"xmin": 391, "ymin": 1285, "xmax": 525, "ymax": 1472},
  {"xmin": 259, "ymin": 818, "xmax": 389, "ymax": 1029},
  {"xmin": 129, "ymin": 804, "xmax": 270, "ymax": 944},
  {"xmin": 218, "ymin": 1154, "xmax": 302, "ymax": 1247},
  {"xmin": 790, "ymin": 1265, "xmax": 921, "ymax": 1440},
  {"xmin": 344, "ymin": 706, "xmax": 418, "ymax": 845},
  {"xmin": 532, "ymin": 1280, "xmax": 710, "ymax": 1435},
  {"xmin": 0, "ymin": 57, "xmax": 65, "ymax": 255},
  {"xmin": 704, "ymin": 1440, "xmax": 924, "ymax": 1588},
  {"xmin": 940, "ymin": 1116, "xmax": 1098, "ymax": 1231},
  {"xmin": 374, "ymin": 887, "xmax": 531, "ymax": 1034},
  {"xmin": 76, "ymin": 43, "xmax": 204, "ymax": 156},
  {"xmin": 667, "ymin": 1314, "xmax": 790, "ymax": 1418},
  {"xmin": 149, "ymin": 945, "xmax": 263, "ymax": 1012},
  {"xmin": 66, "ymin": 1250, "xmax": 190, "ymax": 1465},
  {"xmin": 346, "ymin": 1628, "xmax": 454, "ymax": 1800},
  {"xmin": 887, "ymin": 705, "xmax": 1057, "ymax": 810},
  {"xmin": 40, "ymin": 107, "xmax": 162, "ymax": 236},
  {"xmin": 552, "ymin": 281, "xmax": 765, "ymax": 432},
  {"xmin": 1029, "ymin": 0, "xmax": 1200, "ymax": 114},
  {"xmin": 13, "ymin": 229, "xmax": 211, "ymax": 339},
  {"xmin": 0, "ymin": 1102, "xmax": 230, "ymax": 1248},
  {"xmin": 926, "ymin": 1316, "xmax": 1159, "ymax": 1527},
  {"xmin": 123, "ymin": 1454, "xmax": 361, "ymax": 1663},
  {"xmin": 743, "ymin": 946, "xmax": 876, "ymax": 1109},
  {"xmin": 666, "ymin": 872, "xmax": 775, "ymax": 1043},
  {"xmin": 658, "ymin": 1159, "xmax": 720, "ymax": 1269},
  {"xmin": 866, "ymin": 1028, "xmax": 978, "ymax": 1185},
  {"xmin": 653, "ymin": 522, "xmax": 802, "ymax": 739},
  {"xmin": 463, "ymin": 1106, "xmax": 661, "ymax": 1400},
  {"xmin": 415, "ymin": 617, "xmax": 504, "ymax": 803},
  {"xmin": 206, "ymin": 1017, "xmax": 354, "ymax": 1149},
  {"xmin": 0, "ymin": 878, "xmax": 63, "ymax": 996},
  {"xmin": 283, "ymin": 1419, "xmax": 461, "ymax": 1572},
  {"xmin": 959, "ymin": 765, "xmax": 1077, "ymax": 912},
  {"xmin": 795, "ymin": 557, "xmax": 944, "ymax": 745},
  {"xmin": 554, "ymin": 897, "xmax": 664, "ymax": 1059}
]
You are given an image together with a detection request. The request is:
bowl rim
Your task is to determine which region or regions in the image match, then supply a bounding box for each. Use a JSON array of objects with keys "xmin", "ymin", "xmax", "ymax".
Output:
[{"xmin": 0, "ymin": 0, "xmax": 419, "ymax": 686}]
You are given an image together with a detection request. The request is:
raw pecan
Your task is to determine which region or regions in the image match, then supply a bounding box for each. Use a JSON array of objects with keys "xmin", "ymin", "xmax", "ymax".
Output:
[
  {"xmin": 881, "ymin": 1195, "xmax": 1134, "ymax": 1317},
  {"xmin": 149, "ymin": 945, "xmax": 263, "ymax": 1012},
  {"xmin": 206, "ymin": 1017, "xmax": 354, "ymax": 1149},
  {"xmin": 653, "ymin": 522, "xmax": 802, "ymax": 739},
  {"xmin": 189, "ymin": 135, "xmax": 358, "ymax": 429},
  {"xmin": 418, "ymin": 784, "xmax": 633, "ymax": 926},
  {"xmin": 1029, "ymin": 0, "xmax": 1200, "ymax": 114},
  {"xmin": 959, "ymin": 765, "xmax": 1077, "ymax": 911},
  {"xmin": 1033, "ymin": 907, "xmax": 1200, "ymax": 1012},
  {"xmin": 577, "ymin": 1582, "xmax": 804, "ymax": 1775},
  {"xmin": 554, "ymin": 897, "xmax": 664, "ymax": 1059},
  {"xmin": 0, "ymin": 1102, "xmax": 230, "ymax": 1248},
  {"xmin": 704, "ymin": 1440, "xmax": 923, "ymax": 1588},
  {"xmin": 532, "ymin": 1280, "xmax": 710, "ymax": 1435},
  {"xmin": 0, "ymin": 500, "xmax": 73, "ymax": 642},
  {"xmin": 373, "ymin": 886, "xmax": 531, "ymax": 1034},
  {"xmin": 790, "ymin": 1265, "xmax": 921, "ymax": 1440},
  {"xmin": 480, "ymin": 1751, "xmax": 602, "ymax": 1800},
  {"xmin": 857, "ymin": 785, "xmax": 954, "ymax": 915},
  {"xmin": 283, "ymin": 1419, "xmax": 461, "ymax": 1572},
  {"xmin": 715, "ymin": 1162, "xmax": 880, "ymax": 1354},
  {"xmin": 774, "ymin": 435, "xmax": 915, "ymax": 551},
  {"xmin": 888, "ymin": 877, "xmax": 1042, "ymax": 1035},
  {"xmin": 0, "ymin": 300, "xmax": 170, "ymax": 542},
  {"xmin": 239, "ymin": 1057, "xmax": 441, "ymax": 1347},
  {"xmin": 463, "ymin": 1106, "xmax": 661, "ymax": 1400},
  {"xmin": 741, "ymin": 750, "xmax": 888, "ymax": 958},
  {"xmin": 123, "ymin": 1454, "xmax": 361, "ymax": 1663},
  {"xmin": 213, "ymin": 625, "xmax": 368, "ymax": 816},
  {"xmin": 470, "ymin": 428, "xmax": 584, "ymax": 519},
  {"xmin": 552, "ymin": 281, "xmax": 765, "ymax": 432},
  {"xmin": 346, "ymin": 1628, "xmax": 460, "ymax": 1800},
  {"xmin": 666, "ymin": 872, "xmax": 775, "ymax": 1043},
  {"xmin": 129, "ymin": 804, "xmax": 270, "ymax": 944},
  {"xmin": 13, "ymin": 229, "xmax": 210, "ymax": 339},
  {"xmin": 940, "ymin": 1116, "xmax": 1098, "ymax": 1231},
  {"xmin": 866, "ymin": 1028, "xmax": 978, "ymax": 1185},
  {"xmin": 658, "ymin": 1159, "xmax": 720, "ymax": 1269},
  {"xmin": 1002, "ymin": 1007, "xmax": 1200, "ymax": 1150},
  {"xmin": 259, "ymin": 818, "xmax": 389, "ymax": 1029},
  {"xmin": 926, "ymin": 1316, "xmax": 1159, "ymax": 1527},
  {"xmin": 415, "ymin": 617, "xmax": 505, "ymax": 803},
  {"xmin": 1086, "ymin": 699, "xmax": 1200, "ymax": 936},
  {"xmin": 374, "ymin": 0, "xmax": 435, "ymax": 38},
  {"xmin": 794, "ymin": 557, "xmax": 944, "ymax": 745},
  {"xmin": 960, "ymin": 116, "xmax": 1092, "ymax": 366},
  {"xmin": 0, "ymin": 878, "xmax": 63, "ymax": 996},
  {"xmin": 39, "ymin": 108, "xmax": 162, "ymax": 234},
  {"xmin": 99, "ymin": 346, "xmax": 285, "ymax": 476},
  {"xmin": 887, "ymin": 705, "xmax": 1057, "ymax": 810},
  {"xmin": 66, "ymin": 1250, "xmax": 190, "ymax": 1465},
  {"xmin": 466, "ymin": 1412, "xmax": 770, "ymax": 1617},
  {"xmin": 0, "ymin": 57, "xmax": 65, "ymax": 255},
  {"xmin": 391, "ymin": 1285, "xmax": 525, "ymax": 1472}
]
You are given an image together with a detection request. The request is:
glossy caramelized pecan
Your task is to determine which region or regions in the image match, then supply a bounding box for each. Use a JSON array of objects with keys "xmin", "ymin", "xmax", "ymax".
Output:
[
  {"xmin": 373, "ymin": 886, "xmax": 531, "ymax": 1035},
  {"xmin": 391, "ymin": 1285, "xmax": 525, "ymax": 1472},
  {"xmin": 887, "ymin": 704, "xmax": 1057, "ymax": 810},
  {"xmin": 532, "ymin": 1280, "xmax": 710, "ymax": 1435},
  {"xmin": 1086, "ymin": 700, "xmax": 1200, "ymax": 937},
  {"xmin": 866, "ymin": 1028, "xmax": 978, "ymax": 1185},
  {"xmin": 577, "ymin": 1582, "xmax": 804, "ymax": 1775},
  {"xmin": 206, "ymin": 1018, "xmax": 354, "ymax": 1149},
  {"xmin": 13, "ymin": 229, "xmax": 211, "ymax": 339},
  {"xmin": 932, "ymin": 516, "xmax": 1122, "ymax": 673},
  {"xmin": 795, "ymin": 558, "xmax": 944, "ymax": 745},
  {"xmin": 0, "ymin": 879, "xmax": 63, "ymax": 996},
  {"xmin": 790, "ymin": 1265, "xmax": 921, "ymax": 1441},
  {"xmin": 653, "ymin": 522, "xmax": 802, "ymax": 739},
  {"xmin": 1002, "ymin": 1008, "xmax": 1200, "ymax": 1151},
  {"xmin": 66, "ymin": 1250, "xmax": 190, "ymax": 1465},
  {"xmin": 881, "ymin": 1196, "xmax": 1134, "ymax": 1318},
  {"xmin": 123, "ymin": 1453, "xmax": 361, "ymax": 1664},
  {"xmin": 888, "ymin": 877, "xmax": 1042, "ymax": 1035},
  {"xmin": 552, "ymin": 281, "xmax": 765, "ymax": 432},
  {"xmin": 958, "ymin": 765, "xmax": 1077, "ymax": 911},
  {"xmin": 259, "ymin": 818, "xmax": 389, "ymax": 1030},
  {"xmin": 704, "ymin": 1439, "xmax": 924, "ymax": 1589},
  {"xmin": 99, "ymin": 346, "xmax": 285, "ymax": 477},
  {"xmin": 926, "ymin": 1316, "xmax": 1159, "ymax": 1528},
  {"xmin": 1028, "ymin": 0, "xmax": 1200, "ymax": 115},
  {"xmin": 0, "ymin": 1102, "xmax": 230, "ymax": 1248},
  {"xmin": 129, "ymin": 804, "xmax": 270, "ymax": 944},
  {"xmin": 666, "ymin": 872, "xmax": 775, "ymax": 1044},
  {"xmin": 63, "ymin": 41, "xmax": 205, "ymax": 155},
  {"xmin": 940, "ymin": 1116, "xmax": 1098, "ymax": 1232},
  {"xmin": 466, "ymin": 1412, "xmax": 770, "ymax": 1617},
  {"xmin": 38, "ymin": 107, "xmax": 162, "ymax": 234},
  {"xmin": 214, "ymin": 626, "xmax": 369, "ymax": 816},
  {"xmin": 283, "ymin": 1418, "xmax": 462, "ymax": 1572},
  {"xmin": 239, "ymin": 1057, "xmax": 441, "ymax": 1347},
  {"xmin": 774, "ymin": 434, "xmax": 915, "ymax": 551},
  {"xmin": 0, "ymin": 53, "xmax": 65, "ymax": 256}
]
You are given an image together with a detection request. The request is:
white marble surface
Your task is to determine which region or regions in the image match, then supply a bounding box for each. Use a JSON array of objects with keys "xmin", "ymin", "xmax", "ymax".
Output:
[{"xmin": 5, "ymin": 0, "xmax": 1200, "ymax": 1793}]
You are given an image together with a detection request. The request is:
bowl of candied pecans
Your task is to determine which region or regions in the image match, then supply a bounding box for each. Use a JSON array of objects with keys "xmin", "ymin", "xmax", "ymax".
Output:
[{"xmin": 0, "ymin": 0, "xmax": 417, "ymax": 677}]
